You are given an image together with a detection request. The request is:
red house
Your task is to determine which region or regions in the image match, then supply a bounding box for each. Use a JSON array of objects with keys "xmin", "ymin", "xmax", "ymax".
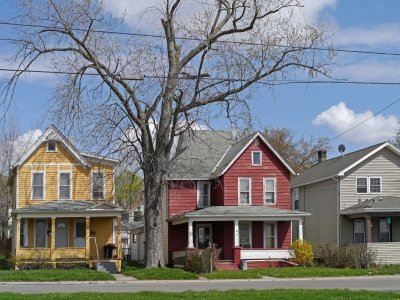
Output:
[{"xmin": 165, "ymin": 131, "xmax": 309, "ymax": 269}]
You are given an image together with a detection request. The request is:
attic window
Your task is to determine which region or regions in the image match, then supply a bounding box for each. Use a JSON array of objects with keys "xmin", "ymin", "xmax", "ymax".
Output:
[
  {"xmin": 47, "ymin": 141, "xmax": 57, "ymax": 152},
  {"xmin": 252, "ymin": 151, "xmax": 262, "ymax": 166}
]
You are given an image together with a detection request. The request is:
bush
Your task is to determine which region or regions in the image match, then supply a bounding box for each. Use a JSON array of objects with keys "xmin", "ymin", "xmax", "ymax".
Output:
[
  {"xmin": 290, "ymin": 239, "xmax": 314, "ymax": 266},
  {"xmin": 184, "ymin": 246, "xmax": 221, "ymax": 274},
  {"xmin": 319, "ymin": 243, "xmax": 377, "ymax": 269}
]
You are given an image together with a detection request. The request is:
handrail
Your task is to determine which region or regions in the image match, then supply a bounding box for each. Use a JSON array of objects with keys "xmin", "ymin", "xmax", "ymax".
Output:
[{"xmin": 89, "ymin": 237, "xmax": 100, "ymax": 266}]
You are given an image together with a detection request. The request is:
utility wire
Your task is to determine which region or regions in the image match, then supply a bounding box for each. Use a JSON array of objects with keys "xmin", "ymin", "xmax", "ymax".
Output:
[{"xmin": 1, "ymin": 21, "xmax": 400, "ymax": 56}]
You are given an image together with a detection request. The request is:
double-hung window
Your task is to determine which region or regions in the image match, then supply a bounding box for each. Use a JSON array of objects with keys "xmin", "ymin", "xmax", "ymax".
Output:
[
  {"xmin": 20, "ymin": 219, "xmax": 28, "ymax": 247},
  {"xmin": 59, "ymin": 172, "xmax": 71, "ymax": 199},
  {"xmin": 197, "ymin": 181, "xmax": 210, "ymax": 207},
  {"xmin": 356, "ymin": 177, "xmax": 381, "ymax": 194},
  {"xmin": 92, "ymin": 172, "xmax": 104, "ymax": 199},
  {"xmin": 239, "ymin": 222, "xmax": 251, "ymax": 248},
  {"xmin": 238, "ymin": 178, "xmax": 251, "ymax": 205},
  {"xmin": 264, "ymin": 178, "xmax": 276, "ymax": 204},
  {"xmin": 264, "ymin": 223, "xmax": 276, "ymax": 248},
  {"xmin": 354, "ymin": 219, "xmax": 365, "ymax": 243},
  {"xmin": 32, "ymin": 172, "xmax": 44, "ymax": 200},
  {"xmin": 35, "ymin": 219, "xmax": 47, "ymax": 248}
]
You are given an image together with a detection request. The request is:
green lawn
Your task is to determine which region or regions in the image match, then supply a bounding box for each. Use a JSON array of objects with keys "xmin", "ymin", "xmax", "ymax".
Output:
[
  {"xmin": 0, "ymin": 290, "xmax": 399, "ymax": 299},
  {"xmin": 121, "ymin": 266, "xmax": 199, "ymax": 280},
  {"xmin": 0, "ymin": 268, "xmax": 115, "ymax": 281},
  {"xmin": 201, "ymin": 270, "xmax": 261, "ymax": 279}
]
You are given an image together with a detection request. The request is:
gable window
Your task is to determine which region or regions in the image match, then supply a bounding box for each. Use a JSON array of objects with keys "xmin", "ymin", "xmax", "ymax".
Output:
[
  {"xmin": 379, "ymin": 218, "xmax": 391, "ymax": 242},
  {"xmin": 238, "ymin": 178, "xmax": 251, "ymax": 205},
  {"xmin": 264, "ymin": 178, "xmax": 276, "ymax": 204},
  {"xmin": 197, "ymin": 181, "xmax": 210, "ymax": 207},
  {"xmin": 35, "ymin": 219, "xmax": 47, "ymax": 248},
  {"xmin": 46, "ymin": 141, "xmax": 57, "ymax": 152},
  {"xmin": 92, "ymin": 172, "xmax": 104, "ymax": 200},
  {"xmin": 32, "ymin": 172, "xmax": 44, "ymax": 200},
  {"xmin": 59, "ymin": 172, "xmax": 71, "ymax": 199},
  {"xmin": 264, "ymin": 223, "xmax": 276, "ymax": 248},
  {"xmin": 354, "ymin": 219, "xmax": 365, "ymax": 243},
  {"xmin": 239, "ymin": 222, "xmax": 251, "ymax": 248},
  {"xmin": 252, "ymin": 151, "xmax": 262, "ymax": 166},
  {"xmin": 356, "ymin": 177, "xmax": 382, "ymax": 194},
  {"xmin": 292, "ymin": 188, "xmax": 299, "ymax": 210}
]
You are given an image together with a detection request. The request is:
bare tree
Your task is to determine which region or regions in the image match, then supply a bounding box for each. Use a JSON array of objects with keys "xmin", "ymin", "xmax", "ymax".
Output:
[{"xmin": 1, "ymin": 0, "xmax": 334, "ymax": 267}]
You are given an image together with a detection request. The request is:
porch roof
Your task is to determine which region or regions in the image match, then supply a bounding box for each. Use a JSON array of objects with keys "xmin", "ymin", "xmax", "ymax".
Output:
[
  {"xmin": 340, "ymin": 196, "xmax": 400, "ymax": 215},
  {"xmin": 12, "ymin": 200, "xmax": 124, "ymax": 218},
  {"xmin": 168, "ymin": 206, "xmax": 310, "ymax": 225},
  {"xmin": 122, "ymin": 221, "xmax": 144, "ymax": 232}
]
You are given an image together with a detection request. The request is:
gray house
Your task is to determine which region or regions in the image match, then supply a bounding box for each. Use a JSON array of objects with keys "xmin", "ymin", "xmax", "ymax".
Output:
[{"xmin": 291, "ymin": 141, "xmax": 400, "ymax": 264}]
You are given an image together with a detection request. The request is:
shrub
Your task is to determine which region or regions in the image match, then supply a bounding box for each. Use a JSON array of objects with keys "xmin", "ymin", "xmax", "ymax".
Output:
[
  {"xmin": 290, "ymin": 239, "xmax": 314, "ymax": 266},
  {"xmin": 184, "ymin": 246, "xmax": 221, "ymax": 274}
]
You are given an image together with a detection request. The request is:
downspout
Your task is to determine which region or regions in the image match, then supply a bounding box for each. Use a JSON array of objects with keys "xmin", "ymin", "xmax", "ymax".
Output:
[{"xmin": 332, "ymin": 177, "xmax": 340, "ymax": 246}]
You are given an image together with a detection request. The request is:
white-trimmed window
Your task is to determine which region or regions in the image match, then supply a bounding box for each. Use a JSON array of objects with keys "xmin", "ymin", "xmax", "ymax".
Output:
[
  {"xmin": 46, "ymin": 141, "xmax": 57, "ymax": 152},
  {"xmin": 92, "ymin": 172, "xmax": 105, "ymax": 200},
  {"xmin": 252, "ymin": 151, "xmax": 262, "ymax": 166},
  {"xmin": 197, "ymin": 181, "xmax": 210, "ymax": 207},
  {"xmin": 239, "ymin": 222, "xmax": 251, "ymax": 248},
  {"xmin": 264, "ymin": 222, "xmax": 277, "ymax": 248},
  {"xmin": 59, "ymin": 172, "xmax": 71, "ymax": 199},
  {"xmin": 35, "ymin": 219, "xmax": 47, "ymax": 248},
  {"xmin": 379, "ymin": 218, "xmax": 391, "ymax": 242},
  {"xmin": 354, "ymin": 219, "xmax": 365, "ymax": 243},
  {"xmin": 356, "ymin": 177, "xmax": 382, "ymax": 194},
  {"xmin": 264, "ymin": 178, "xmax": 276, "ymax": 204},
  {"xmin": 20, "ymin": 219, "xmax": 28, "ymax": 247},
  {"xmin": 292, "ymin": 188, "xmax": 299, "ymax": 210},
  {"xmin": 238, "ymin": 178, "xmax": 251, "ymax": 205},
  {"xmin": 32, "ymin": 172, "xmax": 44, "ymax": 200}
]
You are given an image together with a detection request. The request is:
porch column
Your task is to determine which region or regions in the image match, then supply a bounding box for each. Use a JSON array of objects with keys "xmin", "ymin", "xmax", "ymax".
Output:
[
  {"xmin": 85, "ymin": 217, "xmax": 90, "ymax": 259},
  {"xmin": 117, "ymin": 216, "xmax": 122, "ymax": 259},
  {"xmin": 50, "ymin": 217, "xmax": 56, "ymax": 260},
  {"xmin": 234, "ymin": 219, "xmax": 239, "ymax": 246},
  {"xmin": 188, "ymin": 219, "xmax": 194, "ymax": 248},
  {"xmin": 15, "ymin": 217, "xmax": 21, "ymax": 254},
  {"xmin": 365, "ymin": 216, "xmax": 372, "ymax": 243},
  {"xmin": 298, "ymin": 219, "xmax": 303, "ymax": 241}
]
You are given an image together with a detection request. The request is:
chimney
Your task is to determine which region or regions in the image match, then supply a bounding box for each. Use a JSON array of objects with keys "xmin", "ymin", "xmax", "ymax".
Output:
[{"xmin": 317, "ymin": 150, "xmax": 327, "ymax": 163}]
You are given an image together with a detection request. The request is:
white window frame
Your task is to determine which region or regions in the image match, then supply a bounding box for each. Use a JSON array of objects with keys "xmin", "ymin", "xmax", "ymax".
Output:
[
  {"xmin": 20, "ymin": 218, "xmax": 28, "ymax": 248},
  {"xmin": 195, "ymin": 224, "xmax": 213, "ymax": 249},
  {"xmin": 356, "ymin": 176, "xmax": 382, "ymax": 194},
  {"xmin": 46, "ymin": 141, "xmax": 57, "ymax": 152},
  {"xmin": 252, "ymin": 151, "xmax": 262, "ymax": 166},
  {"xmin": 238, "ymin": 177, "xmax": 252, "ymax": 205},
  {"xmin": 239, "ymin": 222, "xmax": 252, "ymax": 248},
  {"xmin": 354, "ymin": 219, "xmax": 365, "ymax": 244},
  {"xmin": 31, "ymin": 171, "xmax": 45, "ymax": 200},
  {"xmin": 91, "ymin": 171, "xmax": 105, "ymax": 200},
  {"xmin": 292, "ymin": 188, "xmax": 299, "ymax": 210},
  {"xmin": 263, "ymin": 177, "xmax": 277, "ymax": 205},
  {"xmin": 59, "ymin": 171, "xmax": 72, "ymax": 200},
  {"xmin": 264, "ymin": 222, "xmax": 277, "ymax": 248},
  {"xmin": 34, "ymin": 219, "xmax": 48, "ymax": 248},
  {"xmin": 197, "ymin": 181, "xmax": 210, "ymax": 208}
]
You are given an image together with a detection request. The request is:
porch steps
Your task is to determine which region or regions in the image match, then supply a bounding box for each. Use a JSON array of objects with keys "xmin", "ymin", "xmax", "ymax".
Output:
[
  {"xmin": 95, "ymin": 262, "xmax": 118, "ymax": 274},
  {"xmin": 216, "ymin": 260, "xmax": 239, "ymax": 272}
]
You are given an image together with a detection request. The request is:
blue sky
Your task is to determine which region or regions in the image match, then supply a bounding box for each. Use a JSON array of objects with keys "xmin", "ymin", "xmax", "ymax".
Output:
[{"xmin": 1, "ymin": 0, "xmax": 400, "ymax": 158}]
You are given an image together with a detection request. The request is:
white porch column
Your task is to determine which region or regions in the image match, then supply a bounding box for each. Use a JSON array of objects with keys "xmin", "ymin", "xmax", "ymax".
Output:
[
  {"xmin": 298, "ymin": 219, "xmax": 303, "ymax": 241},
  {"xmin": 234, "ymin": 219, "xmax": 239, "ymax": 246},
  {"xmin": 188, "ymin": 219, "xmax": 194, "ymax": 248},
  {"xmin": 85, "ymin": 217, "xmax": 90, "ymax": 259}
]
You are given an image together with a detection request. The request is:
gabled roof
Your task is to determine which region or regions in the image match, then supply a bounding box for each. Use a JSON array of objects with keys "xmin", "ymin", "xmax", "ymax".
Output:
[
  {"xmin": 291, "ymin": 141, "xmax": 400, "ymax": 188},
  {"xmin": 122, "ymin": 221, "xmax": 144, "ymax": 232},
  {"xmin": 340, "ymin": 196, "xmax": 400, "ymax": 215}
]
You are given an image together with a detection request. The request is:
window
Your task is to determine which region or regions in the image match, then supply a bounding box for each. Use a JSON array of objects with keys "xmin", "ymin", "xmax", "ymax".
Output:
[
  {"xmin": 20, "ymin": 219, "xmax": 27, "ymax": 247},
  {"xmin": 32, "ymin": 172, "xmax": 44, "ymax": 200},
  {"xmin": 59, "ymin": 172, "xmax": 71, "ymax": 199},
  {"xmin": 292, "ymin": 188, "xmax": 299, "ymax": 210},
  {"xmin": 92, "ymin": 172, "xmax": 104, "ymax": 199},
  {"xmin": 46, "ymin": 141, "xmax": 57, "ymax": 152},
  {"xmin": 264, "ymin": 223, "xmax": 276, "ymax": 248},
  {"xmin": 252, "ymin": 151, "xmax": 262, "ymax": 166},
  {"xmin": 35, "ymin": 219, "xmax": 47, "ymax": 248},
  {"xmin": 197, "ymin": 181, "xmax": 210, "ymax": 207},
  {"xmin": 356, "ymin": 177, "xmax": 382, "ymax": 194},
  {"xmin": 379, "ymin": 218, "xmax": 391, "ymax": 242},
  {"xmin": 238, "ymin": 178, "xmax": 251, "ymax": 205},
  {"xmin": 132, "ymin": 234, "xmax": 137, "ymax": 243},
  {"xmin": 239, "ymin": 222, "xmax": 251, "ymax": 248},
  {"xmin": 354, "ymin": 219, "xmax": 365, "ymax": 243},
  {"xmin": 264, "ymin": 178, "xmax": 276, "ymax": 204}
]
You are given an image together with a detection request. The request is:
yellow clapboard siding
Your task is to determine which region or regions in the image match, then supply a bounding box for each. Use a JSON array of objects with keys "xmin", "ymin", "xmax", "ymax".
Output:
[
  {"xmin": 89, "ymin": 217, "xmax": 114, "ymax": 258},
  {"xmin": 26, "ymin": 143, "xmax": 77, "ymax": 165}
]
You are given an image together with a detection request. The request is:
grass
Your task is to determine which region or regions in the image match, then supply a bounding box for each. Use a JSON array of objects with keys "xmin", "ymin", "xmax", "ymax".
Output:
[
  {"xmin": 201, "ymin": 270, "xmax": 261, "ymax": 279},
  {"xmin": 0, "ymin": 290, "xmax": 399, "ymax": 299},
  {"xmin": 121, "ymin": 265, "xmax": 199, "ymax": 280},
  {"xmin": 0, "ymin": 268, "xmax": 115, "ymax": 281}
]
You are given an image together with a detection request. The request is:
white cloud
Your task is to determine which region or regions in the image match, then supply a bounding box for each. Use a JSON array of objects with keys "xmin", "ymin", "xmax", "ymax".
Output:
[{"xmin": 312, "ymin": 102, "xmax": 398, "ymax": 143}]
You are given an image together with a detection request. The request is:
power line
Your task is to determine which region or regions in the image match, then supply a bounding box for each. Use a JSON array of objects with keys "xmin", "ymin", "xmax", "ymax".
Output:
[{"xmin": 1, "ymin": 21, "xmax": 400, "ymax": 57}]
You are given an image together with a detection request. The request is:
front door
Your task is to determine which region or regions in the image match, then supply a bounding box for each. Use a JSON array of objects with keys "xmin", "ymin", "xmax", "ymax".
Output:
[
  {"xmin": 55, "ymin": 220, "xmax": 69, "ymax": 248},
  {"xmin": 196, "ymin": 224, "xmax": 212, "ymax": 249},
  {"xmin": 74, "ymin": 221, "xmax": 86, "ymax": 247}
]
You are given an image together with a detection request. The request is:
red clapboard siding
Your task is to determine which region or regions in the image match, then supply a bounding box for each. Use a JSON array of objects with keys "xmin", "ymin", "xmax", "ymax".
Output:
[
  {"xmin": 277, "ymin": 221, "xmax": 291, "ymax": 249},
  {"xmin": 222, "ymin": 139, "xmax": 291, "ymax": 209},
  {"xmin": 168, "ymin": 222, "xmax": 188, "ymax": 264},
  {"xmin": 251, "ymin": 221, "xmax": 264, "ymax": 248},
  {"xmin": 223, "ymin": 221, "xmax": 234, "ymax": 260},
  {"xmin": 168, "ymin": 181, "xmax": 197, "ymax": 217},
  {"xmin": 211, "ymin": 177, "xmax": 224, "ymax": 206},
  {"xmin": 212, "ymin": 221, "xmax": 225, "ymax": 252}
]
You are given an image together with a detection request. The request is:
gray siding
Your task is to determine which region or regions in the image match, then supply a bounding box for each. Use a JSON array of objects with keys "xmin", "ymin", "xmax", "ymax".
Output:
[{"xmin": 340, "ymin": 217, "xmax": 354, "ymax": 245}]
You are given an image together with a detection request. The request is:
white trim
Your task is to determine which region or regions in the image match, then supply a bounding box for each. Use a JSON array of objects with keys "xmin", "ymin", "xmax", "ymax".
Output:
[
  {"xmin": 263, "ymin": 177, "xmax": 277, "ymax": 205},
  {"xmin": 46, "ymin": 141, "xmax": 57, "ymax": 152},
  {"xmin": 238, "ymin": 177, "xmax": 252, "ymax": 205},
  {"xmin": 211, "ymin": 145, "xmax": 232, "ymax": 174},
  {"xmin": 195, "ymin": 223, "xmax": 213, "ymax": 249},
  {"xmin": 91, "ymin": 170, "xmax": 106, "ymax": 200},
  {"xmin": 74, "ymin": 220, "xmax": 86, "ymax": 247},
  {"xmin": 25, "ymin": 163, "xmax": 82, "ymax": 167},
  {"xmin": 263, "ymin": 222, "xmax": 277, "ymax": 248},
  {"xmin": 58, "ymin": 171, "xmax": 72, "ymax": 200},
  {"xmin": 356, "ymin": 176, "xmax": 382, "ymax": 194},
  {"xmin": 31, "ymin": 170, "xmax": 45, "ymax": 200},
  {"xmin": 16, "ymin": 166, "xmax": 20, "ymax": 208},
  {"xmin": 252, "ymin": 151, "xmax": 262, "ymax": 166},
  {"xmin": 197, "ymin": 181, "xmax": 210, "ymax": 208},
  {"xmin": 239, "ymin": 222, "xmax": 252, "ymax": 248},
  {"xmin": 34, "ymin": 219, "xmax": 48, "ymax": 248},
  {"xmin": 292, "ymin": 188, "xmax": 299, "ymax": 210},
  {"xmin": 20, "ymin": 218, "xmax": 28, "ymax": 247}
]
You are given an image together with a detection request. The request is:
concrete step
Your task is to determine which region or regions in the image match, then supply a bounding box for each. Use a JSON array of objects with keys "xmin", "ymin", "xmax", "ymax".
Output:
[{"xmin": 95, "ymin": 262, "xmax": 118, "ymax": 274}]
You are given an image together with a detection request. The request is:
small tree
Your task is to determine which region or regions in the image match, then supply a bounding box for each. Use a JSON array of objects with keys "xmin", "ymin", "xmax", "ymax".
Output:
[
  {"xmin": 290, "ymin": 239, "xmax": 314, "ymax": 266},
  {"xmin": 114, "ymin": 170, "xmax": 143, "ymax": 209}
]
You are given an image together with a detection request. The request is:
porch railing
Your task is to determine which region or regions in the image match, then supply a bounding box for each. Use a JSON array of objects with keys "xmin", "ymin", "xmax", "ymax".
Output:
[{"xmin": 241, "ymin": 249, "xmax": 291, "ymax": 260}]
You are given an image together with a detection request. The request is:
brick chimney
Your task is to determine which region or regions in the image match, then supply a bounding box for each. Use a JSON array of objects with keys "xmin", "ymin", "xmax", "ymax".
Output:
[{"xmin": 318, "ymin": 150, "xmax": 327, "ymax": 163}]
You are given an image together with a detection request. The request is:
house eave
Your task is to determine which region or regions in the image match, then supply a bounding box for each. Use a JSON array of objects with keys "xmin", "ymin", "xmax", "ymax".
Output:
[{"xmin": 291, "ymin": 174, "xmax": 342, "ymax": 189}]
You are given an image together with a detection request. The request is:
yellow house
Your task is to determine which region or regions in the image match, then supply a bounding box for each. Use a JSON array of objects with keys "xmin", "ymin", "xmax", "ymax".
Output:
[{"xmin": 9, "ymin": 125, "xmax": 124, "ymax": 271}]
